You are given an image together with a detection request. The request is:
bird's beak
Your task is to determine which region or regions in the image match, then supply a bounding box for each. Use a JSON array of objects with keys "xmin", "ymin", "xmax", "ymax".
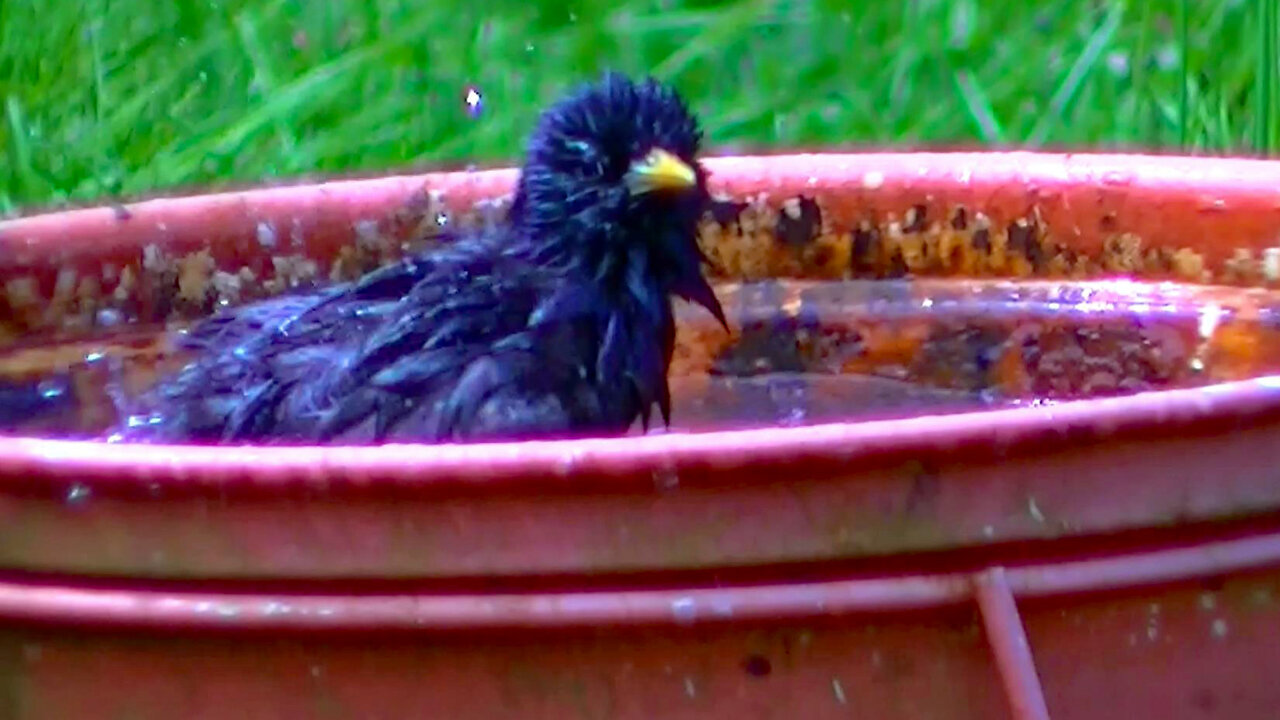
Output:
[{"xmin": 625, "ymin": 148, "xmax": 698, "ymax": 194}]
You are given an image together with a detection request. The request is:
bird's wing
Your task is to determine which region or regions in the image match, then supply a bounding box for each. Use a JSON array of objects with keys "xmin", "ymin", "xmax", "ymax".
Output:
[
  {"xmin": 416, "ymin": 278, "xmax": 675, "ymax": 444},
  {"xmin": 312, "ymin": 265, "xmax": 646, "ymax": 444},
  {"xmin": 121, "ymin": 241, "xmax": 507, "ymax": 443},
  {"xmin": 124, "ymin": 236, "xmax": 670, "ymax": 445}
]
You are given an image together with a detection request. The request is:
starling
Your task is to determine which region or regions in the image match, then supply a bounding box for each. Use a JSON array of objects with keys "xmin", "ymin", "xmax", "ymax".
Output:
[{"xmin": 117, "ymin": 72, "xmax": 726, "ymax": 445}]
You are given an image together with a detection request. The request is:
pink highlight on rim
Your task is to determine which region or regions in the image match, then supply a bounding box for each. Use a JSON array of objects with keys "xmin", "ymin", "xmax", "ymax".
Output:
[
  {"xmin": 0, "ymin": 375, "xmax": 1274, "ymax": 491},
  {"xmin": 0, "ymin": 524, "xmax": 1269, "ymax": 632}
]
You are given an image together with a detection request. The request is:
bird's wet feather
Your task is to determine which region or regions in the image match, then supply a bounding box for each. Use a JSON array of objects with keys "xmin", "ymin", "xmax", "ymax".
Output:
[{"xmin": 117, "ymin": 72, "xmax": 724, "ymax": 445}]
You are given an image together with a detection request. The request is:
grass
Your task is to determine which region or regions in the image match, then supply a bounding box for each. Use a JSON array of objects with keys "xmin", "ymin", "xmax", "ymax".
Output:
[{"xmin": 1, "ymin": 0, "xmax": 1277, "ymax": 213}]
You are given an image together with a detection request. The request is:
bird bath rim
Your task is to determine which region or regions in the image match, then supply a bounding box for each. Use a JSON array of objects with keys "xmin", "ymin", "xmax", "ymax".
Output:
[
  {"xmin": 3, "ymin": 150, "xmax": 1280, "ymax": 488},
  {"xmin": 0, "ymin": 374, "xmax": 1274, "ymax": 493},
  {"xmin": 5, "ymin": 150, "xmax": 1280, "ymax": 720}
]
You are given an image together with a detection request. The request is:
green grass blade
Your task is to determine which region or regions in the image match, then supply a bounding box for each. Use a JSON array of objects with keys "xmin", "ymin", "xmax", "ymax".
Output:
[
  {"xmin": 1028, "ymin": 2, "xmax": 1124, "ymax": 146},
  {"xmin": 1258, "ymin": 0, "xmax": 1278, "ymax": 154},
  {"xmin": 953, "ymin": 70, "xmax": 1007, "ymax": 144}
]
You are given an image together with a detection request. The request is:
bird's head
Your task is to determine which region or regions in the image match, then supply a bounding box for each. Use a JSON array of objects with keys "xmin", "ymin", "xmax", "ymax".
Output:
[{"xmin": 510, "ymin": 72, "xmax": 725, "ymax": 327}]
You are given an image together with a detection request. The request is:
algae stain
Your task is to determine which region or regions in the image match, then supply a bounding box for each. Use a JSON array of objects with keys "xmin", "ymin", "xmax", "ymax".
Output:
[
  {"xmin": 588, "ymin": 503, "xmax": 739, "ymax": 571},
  {"xmin": 500, "ymin": 657, "xmax": 616, "ymax": 720},
  {"xmin": 0, "ymin": 634, "xmax": 29, "ymax": 720},
  {"xmin": 825, "ymin": 508, "xmax": 955, "ymax": 558}
]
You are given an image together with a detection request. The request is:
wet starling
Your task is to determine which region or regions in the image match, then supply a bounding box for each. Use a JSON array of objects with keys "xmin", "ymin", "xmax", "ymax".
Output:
[{"xmin": 117, "ymin": 71, "xmax": 726, "ymax": 445}]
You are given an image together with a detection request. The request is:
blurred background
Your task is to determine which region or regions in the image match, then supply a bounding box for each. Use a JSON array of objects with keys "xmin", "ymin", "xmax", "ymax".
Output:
[{"xmin": 0, "ymin": 0, "xmax": 1275, "ymax": 212}]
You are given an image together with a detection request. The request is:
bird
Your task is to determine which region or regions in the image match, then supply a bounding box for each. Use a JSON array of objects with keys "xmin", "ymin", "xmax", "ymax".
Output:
[{"xmin": 114, "ymin": 71, "xmax": 727, "ymax": 445}]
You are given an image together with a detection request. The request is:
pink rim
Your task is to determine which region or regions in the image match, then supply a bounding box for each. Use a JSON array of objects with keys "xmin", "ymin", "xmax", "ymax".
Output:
[
  {"xmin": 0, "ymin": 375, "xmax": 1276, "ymax": 492},
  {"xmin": 2, "ymin": 152, "xmax": 1280, "ymax": 491},
  {"xmin": 0, "ymin": 528, "xmax": 1273, "ymax": 632}
]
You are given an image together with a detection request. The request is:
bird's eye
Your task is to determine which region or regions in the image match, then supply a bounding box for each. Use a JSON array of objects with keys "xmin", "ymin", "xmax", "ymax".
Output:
[
  {"xmin": 565, "ymin": 139, "xmax": 594, "ymax": 156},
  {"xmin": 563, "ymin": 139, "xmax": 608, "ymax": 179}
]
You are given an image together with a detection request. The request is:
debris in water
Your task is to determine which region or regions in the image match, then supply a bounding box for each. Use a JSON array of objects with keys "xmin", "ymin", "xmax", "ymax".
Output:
[{"xmin": 65, "ymin": 483, "xmax": 91, "ymax": 507}]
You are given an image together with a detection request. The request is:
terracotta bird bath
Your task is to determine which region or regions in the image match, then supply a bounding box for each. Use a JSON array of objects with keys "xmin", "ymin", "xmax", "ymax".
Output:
[{"xmin": 0, "ymin": 152, "xmax": 1279, "ymax": 718}]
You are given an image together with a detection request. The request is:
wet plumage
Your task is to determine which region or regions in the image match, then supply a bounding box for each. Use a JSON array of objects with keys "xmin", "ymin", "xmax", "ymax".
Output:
[{"xmin": 117, "ymin": 72, "xmax": 726, "ymax": 445}]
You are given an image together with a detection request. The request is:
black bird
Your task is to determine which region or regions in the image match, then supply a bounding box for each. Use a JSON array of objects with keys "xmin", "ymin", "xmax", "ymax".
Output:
[{"xmin": 116, "ymin": 72, "xmax": 726, "ymax": 445}]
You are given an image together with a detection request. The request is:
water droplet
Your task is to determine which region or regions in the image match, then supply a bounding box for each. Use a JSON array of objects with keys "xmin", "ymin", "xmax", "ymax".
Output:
[
  {"xmin": 709, "ymin": 598, "xmax": 734, "ymax": 617},
  {"xmin": 263, "ymin": 601, "xmax": 291, "ymax": 616},
  {"xmin": 65, "ymin": 483, "xmax": 91, "ymax": 507},
  {"xmin": 37, "ymin": 379, "xmax": 67, "ymax": 401},
  {"xmin": 1105, "ymin": 50, "xmax": 1130, "ymax": 78},
  {"xmin": 256, "ymin": 222, "xmax": 277, "ymax": 249},
  {"xmin": 671, "ymin": 597, "xmax": 697, "ymax": 625},
  {"xmin": 95, "ymin": 308, "xmax": 123, "ymax": 327},
  {"xmin": 1263, "ymin": 247, "xmax": 1280, "ymax": 281},
  {"xmin": 463, "ymin": 86, "xmax": 483, "ymax": 117},
  {"xmin": 1100, "ymin": 171, "xmax": 1131, "ymax": 187},
  {"xmin": 769, "ymin": 379, "xmax": 807, "ymax": 426},
  {"xmin": 126, "ymin": 413, "xmax": 163, "ymax": 429},
  {"xmin": 1198, "ymin": 304, "xmax": 1225, "ymax": 340},
  {"xmin": 653, "ymin": 466, "xmax": 679, "ymax": 491},
  {"xmin": 1027, "ymin": 496, "xmax": 1045, "ymax": 523}
]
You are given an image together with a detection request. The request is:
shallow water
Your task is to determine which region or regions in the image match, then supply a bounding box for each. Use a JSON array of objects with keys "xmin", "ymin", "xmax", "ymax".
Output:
[{"xmin": 0, "ymin": 278, "xmax": 1273, "ymax": 441}]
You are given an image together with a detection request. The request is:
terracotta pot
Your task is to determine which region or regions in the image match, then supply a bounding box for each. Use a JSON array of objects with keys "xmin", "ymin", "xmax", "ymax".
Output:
[{"xmin": 0, "ymin": 152, "xmax": 1279, "ymax": 719}]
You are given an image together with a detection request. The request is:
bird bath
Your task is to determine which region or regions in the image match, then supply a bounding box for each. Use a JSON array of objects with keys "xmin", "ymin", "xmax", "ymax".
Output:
[{"xmin": 0, "ymin": 151, "xmax": 1279, "ymax": 719}]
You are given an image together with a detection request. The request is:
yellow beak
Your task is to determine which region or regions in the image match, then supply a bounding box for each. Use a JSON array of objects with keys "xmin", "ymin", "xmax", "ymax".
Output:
[{"xmin": 625, "ymin": 148, "xmax": 698, "ymax": 194}]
